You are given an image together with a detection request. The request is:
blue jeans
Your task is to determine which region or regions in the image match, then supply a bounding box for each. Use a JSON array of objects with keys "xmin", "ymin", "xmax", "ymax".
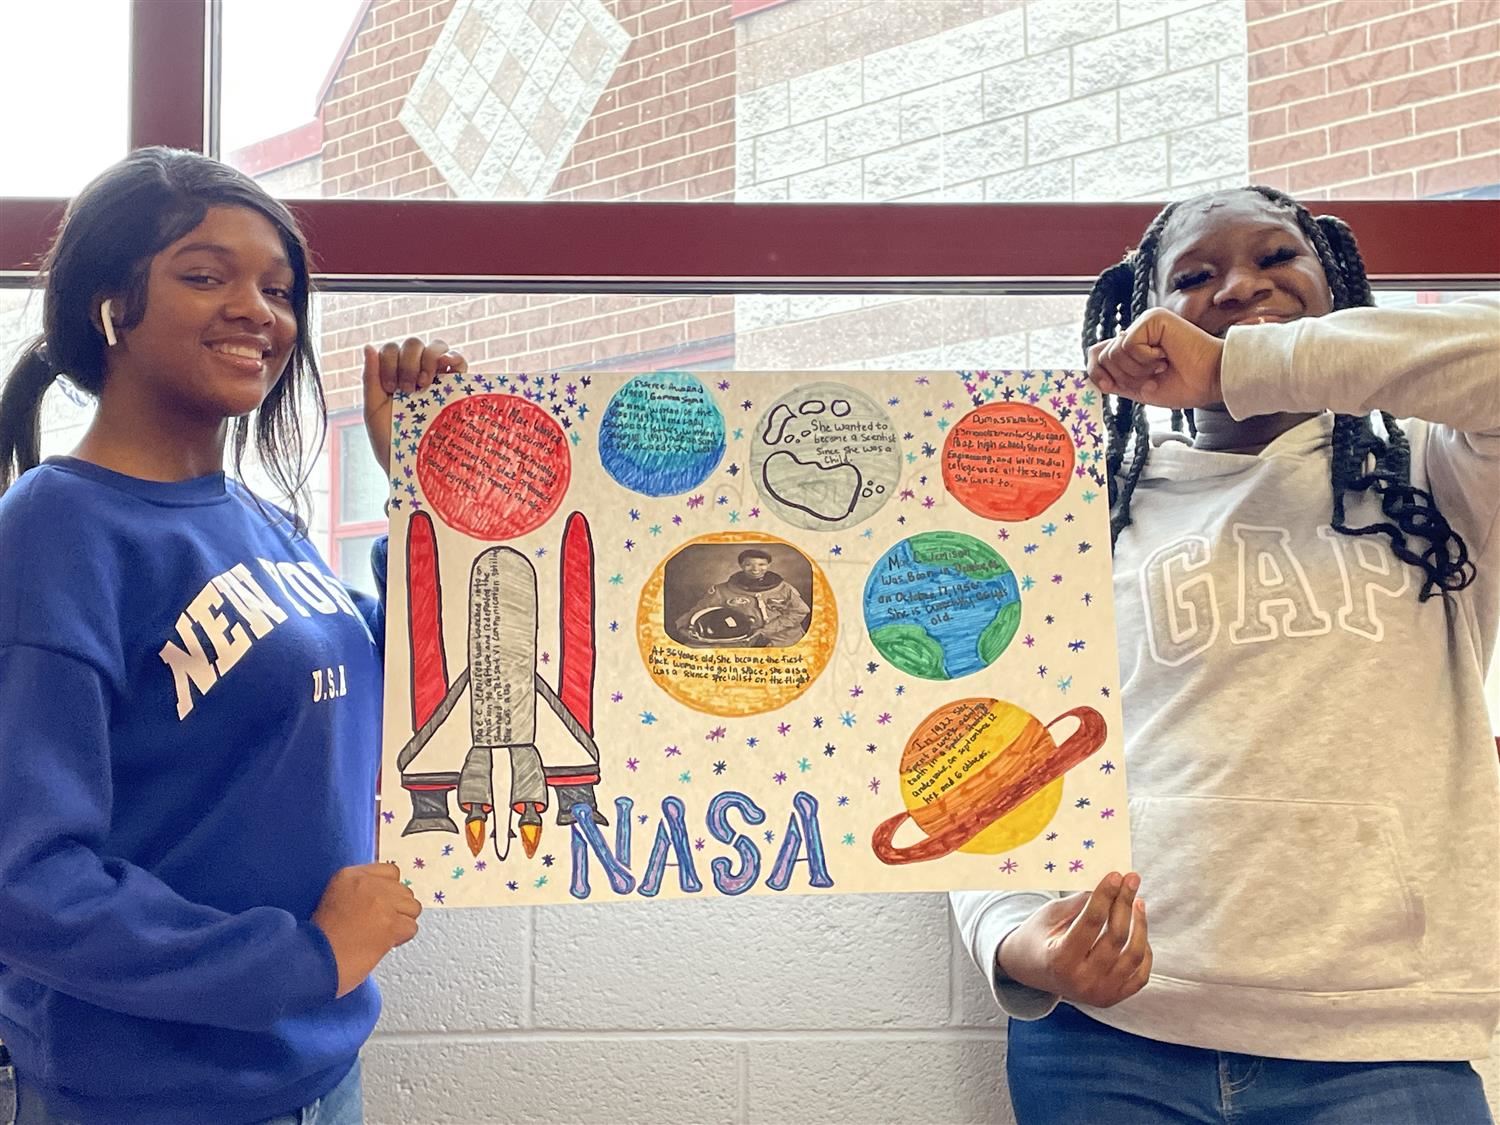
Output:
[
  {"xmin": 253, "ymin": 1059, "xmax": 363, "ymax": 1125},
  {"xmin": 7, "ymin": 1058, "xmax": 362, "ymax": 1125},
  {"xmin": 1007, "ymin": 1003, "xmax": 1493, "ymax": 1125}
]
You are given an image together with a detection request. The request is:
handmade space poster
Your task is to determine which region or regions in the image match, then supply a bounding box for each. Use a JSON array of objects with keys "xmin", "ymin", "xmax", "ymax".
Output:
[{"xmin": 378, "ymin": 370, "xmax": 1129, "ymax": 907}]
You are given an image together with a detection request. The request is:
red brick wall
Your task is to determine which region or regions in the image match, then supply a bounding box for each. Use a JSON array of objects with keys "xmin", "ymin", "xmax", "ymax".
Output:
[
  {"xmin": 551, "ymin": 0, "xmax": 736, "ymax": 200},
  {"xmin": 320, "ymin": 0, "xmax": 456, "ymax": 201},
  {"xmin": 320, "ymin": 292, "xmax": 734, "ymax": 416},
  {"xmin": 317, "ymin": 0, "xmax": 736, "ymax": 416},
  {"xmin": 1247, "ymin": 0, "xmax": 1500, "ymax": 197},
  {"xmin": 319, "ymin": 0, "xmax": 737, "ymax": 203}
]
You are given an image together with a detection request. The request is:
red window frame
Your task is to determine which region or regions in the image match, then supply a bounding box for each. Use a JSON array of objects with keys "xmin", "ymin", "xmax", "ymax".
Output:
[
  {"xmin": 0, "ymin": 1, "xmax": 1497, "ymax": 287},
  {"xmin": 327, "ymin": 411, "xmax": 386, "ymax": 583}
]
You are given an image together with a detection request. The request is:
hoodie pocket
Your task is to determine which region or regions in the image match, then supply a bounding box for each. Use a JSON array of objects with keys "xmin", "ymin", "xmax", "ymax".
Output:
[{"xmin": 1132, "ymin": 795, "xmax": 1425, "ymax": 992}]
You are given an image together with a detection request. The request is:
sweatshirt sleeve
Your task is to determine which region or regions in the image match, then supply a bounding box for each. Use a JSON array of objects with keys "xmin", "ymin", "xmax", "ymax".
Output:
[
  {"xmin": 348, "ymin": 534, "xmax": 389, "ymax": 658},
  {"xmin": 0, "ymin": 643, "xmax": 340, "ymax": 1032},
  {"xmin": 1219, "ymin": 297, "xmax": 1500, "ymax": 566},
  {"xmin": 949, "ymin": 890, "xmax": 1062, "ymax": 1020}
]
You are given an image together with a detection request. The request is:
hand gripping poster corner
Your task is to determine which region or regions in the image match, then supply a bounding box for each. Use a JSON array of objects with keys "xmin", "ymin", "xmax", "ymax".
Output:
[{"xmin": 380, "ymin": 370, "xmax": 1129, "ymax": 907}]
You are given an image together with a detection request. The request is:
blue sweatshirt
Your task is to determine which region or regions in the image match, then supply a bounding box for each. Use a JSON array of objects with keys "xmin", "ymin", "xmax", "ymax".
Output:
[{"xmin": 0, "ymin": 458, "xmax": 387, "ymax": 1124}]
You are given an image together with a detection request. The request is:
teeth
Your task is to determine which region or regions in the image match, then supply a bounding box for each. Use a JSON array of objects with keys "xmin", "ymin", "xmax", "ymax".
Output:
[{"xmin": 210, "ymin": 343, "xmax": 263, "ymax": 360}]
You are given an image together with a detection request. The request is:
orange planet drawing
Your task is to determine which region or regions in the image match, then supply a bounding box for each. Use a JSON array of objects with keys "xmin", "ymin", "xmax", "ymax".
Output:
[
  {"xmin": 943, "ymin": 402, "xmax": 1074, "ymax": 522},
  {"xmin": 872, "ymin": 699, "xmax": 1107, "ymax": 865}
]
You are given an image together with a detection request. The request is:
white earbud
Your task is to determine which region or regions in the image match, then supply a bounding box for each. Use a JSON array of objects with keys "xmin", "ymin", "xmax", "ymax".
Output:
[{"xmin": 101, "ymin": 299, "xmax": 118, "ymax": 347}]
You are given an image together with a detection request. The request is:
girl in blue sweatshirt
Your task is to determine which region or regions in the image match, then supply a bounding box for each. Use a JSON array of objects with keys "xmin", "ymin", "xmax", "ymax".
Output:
[{"xmin": 0, "ymin": 148, "xmax": 464, "ymax": 1124}]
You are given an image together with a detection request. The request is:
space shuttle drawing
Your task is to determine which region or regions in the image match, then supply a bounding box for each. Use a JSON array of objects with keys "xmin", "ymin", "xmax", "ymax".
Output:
[{"xmin": 395, "ymin": 509, "xmax": 604, "ymax": 860}]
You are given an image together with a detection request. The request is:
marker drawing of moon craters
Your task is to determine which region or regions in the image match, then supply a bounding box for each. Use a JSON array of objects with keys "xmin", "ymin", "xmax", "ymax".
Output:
[{"xmin": 750, "ymin": 382, "xmax": 901, "ymax": 532}]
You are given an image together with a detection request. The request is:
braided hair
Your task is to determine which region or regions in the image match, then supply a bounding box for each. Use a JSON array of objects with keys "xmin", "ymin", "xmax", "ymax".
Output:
[{"xmin": 1082, "ymin": 186, "xmax": 1473, "ymax": 601}]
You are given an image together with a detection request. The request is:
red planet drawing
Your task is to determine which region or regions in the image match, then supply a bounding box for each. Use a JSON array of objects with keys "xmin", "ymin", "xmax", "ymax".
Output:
[{"xmin": 417, "ymin": 394, "xmax": 571, "ymax": 541}]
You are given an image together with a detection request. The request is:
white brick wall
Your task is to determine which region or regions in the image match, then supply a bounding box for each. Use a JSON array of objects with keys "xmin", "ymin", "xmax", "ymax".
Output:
[
  {"xmin": 1118, "ymin": 63, "xmax": 1220, "ymax": 142},
  {"xmin": 864, "ymin": 135, "xmax": 944, "ymax": 196},
  {"xmin": 737, "ymin": 0, "xmax": 1247, "ymax": 206},
  {"xmin": 1027, "ymin": 0, "xmax": 1114, "ymax": 54},
  {"xmin": 755, "ymin": 119, "xmax": 828, "ymax": 181},
  {"xmin": 1073, "ymin": 21, "xmax": 1167, "ymax": 96},
  {"xmin": 1074, "ymin": 136, "xmax": 1170, "ymax": 201},
  {"xmin": 983, "ymin": 48, "xmax": 1072, "ymax": 118},
  {"xmin": 1028, "ymin": 91, "xmax": 1119, "ymax": 163},
  {"xmin": 790, "ymin": 58, "xmax": 864, "ymax": 123},
  {"xmin": 1166, "ymin": 0, "xmax": 1245, "ymax": 70},
  {"xmin": 827, "ymin": 99, "xmax": 904, "ymax": 164},
  {"xmin": 733, "ymin": 0, "xmax": 1249, "ymax": 379}
]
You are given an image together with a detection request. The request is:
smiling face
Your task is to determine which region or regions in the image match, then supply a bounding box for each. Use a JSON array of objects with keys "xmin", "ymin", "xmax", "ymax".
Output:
[
  {"xmin": 107, "ymin": 205, "xmax": 300, "ymax": 425},
  {"xmin": 739, "ymin": 554, "xmax": 771, "ymax": 579},
  {"xmin": 1151, "ymin": 191, "xmax": 1334, "ymax": 338}
]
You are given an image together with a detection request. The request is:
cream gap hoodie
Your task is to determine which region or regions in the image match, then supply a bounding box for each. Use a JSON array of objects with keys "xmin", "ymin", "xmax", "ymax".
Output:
[{"xmin": 952, "ymin": 297, "xmax": 1500, "ymax": 1062}]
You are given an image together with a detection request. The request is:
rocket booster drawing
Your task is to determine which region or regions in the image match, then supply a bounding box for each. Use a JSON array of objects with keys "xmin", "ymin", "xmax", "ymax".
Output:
[{"xmin": 396, "ymin": 510, "xmax": 604, "ymax": 860}]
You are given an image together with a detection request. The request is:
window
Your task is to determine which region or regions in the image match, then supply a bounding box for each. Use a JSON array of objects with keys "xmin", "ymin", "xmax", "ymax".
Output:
[
  {"xmin": 329, "ymin": 412, "xmax": 388, "ymax": 595},
  {"xmin": 217, "ymin": 0, "xmax": 1500, "ymax": 205},
  {"xmin": 206, "ymin": 0, "xmax": 1500, "ymax": 464},
  {"xmin": 0, "ymin": 2, "xmax": 129, "ymax": 198}
]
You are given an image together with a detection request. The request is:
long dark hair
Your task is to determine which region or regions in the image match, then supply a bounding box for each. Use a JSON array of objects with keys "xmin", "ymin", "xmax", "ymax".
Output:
[
  {"xmin": 0, "ymin": 147, "xmax": 326, "ymax": 522},
  {"xmin": 1083, "ymin": 185, "xmax": 1473, "ymax": 601}
]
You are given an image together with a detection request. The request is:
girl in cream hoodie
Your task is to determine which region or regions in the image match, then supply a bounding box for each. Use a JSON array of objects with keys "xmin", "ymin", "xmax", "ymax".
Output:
[{"xmin": 952, "ymin": 186, "xmax": 1499, "ymax": 1124}]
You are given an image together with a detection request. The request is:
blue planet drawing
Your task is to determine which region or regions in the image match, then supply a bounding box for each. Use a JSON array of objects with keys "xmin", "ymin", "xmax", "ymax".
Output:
[
  {"xmin": 863, "ymin": 532, "xmax": 1022, "ymax": 680},
  {"xmin": 598, "ymin": 371, "xmax": 725, "ymax": 497}
]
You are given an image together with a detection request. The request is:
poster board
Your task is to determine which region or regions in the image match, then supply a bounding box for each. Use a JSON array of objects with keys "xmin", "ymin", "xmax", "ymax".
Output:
[{"xmin": 379, "ymin": 370, "xmax": 1128, "ymax": 907}]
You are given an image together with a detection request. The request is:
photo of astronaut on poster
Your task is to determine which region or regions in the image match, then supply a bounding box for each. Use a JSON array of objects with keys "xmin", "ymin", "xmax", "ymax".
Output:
[{"xmin": 664, "ymin": 543, "xmax": 814, "ymax": 648}]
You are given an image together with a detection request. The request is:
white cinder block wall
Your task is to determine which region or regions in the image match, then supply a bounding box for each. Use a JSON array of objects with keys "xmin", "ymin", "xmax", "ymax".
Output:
[{"xmin": 366, "ymin": 896, "xmax": 1011, "ymax": 1124}]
